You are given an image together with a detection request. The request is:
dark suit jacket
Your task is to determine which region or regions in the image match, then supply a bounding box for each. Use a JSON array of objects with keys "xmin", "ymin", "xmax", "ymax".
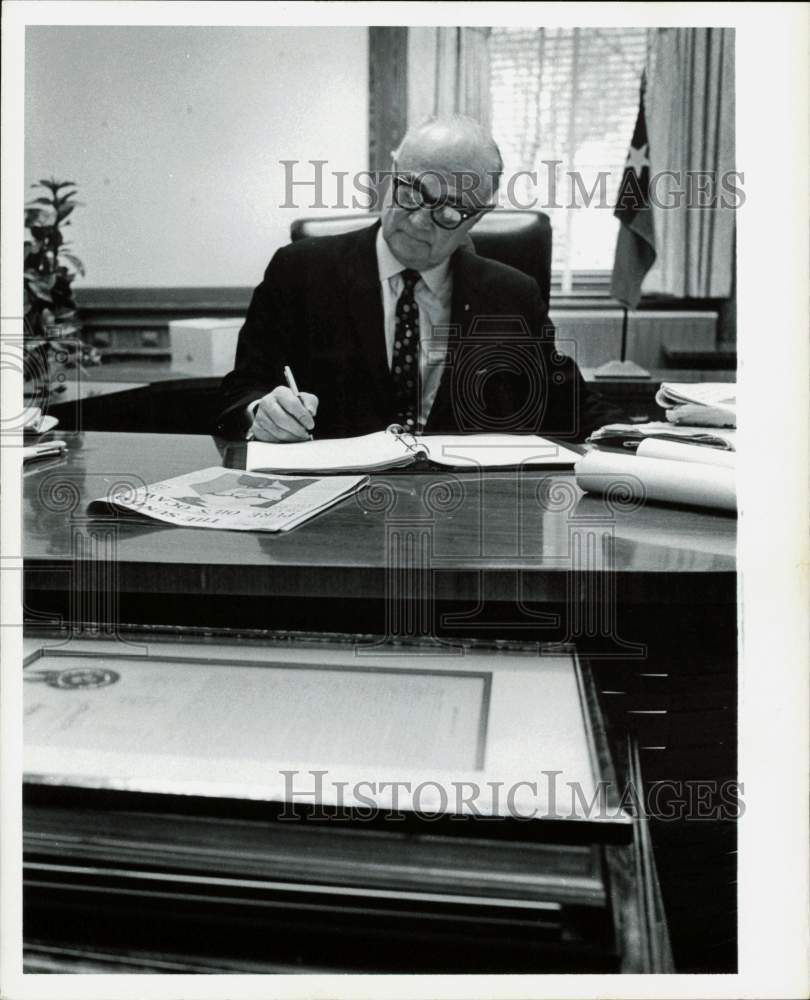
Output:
[{"xmin": 217, "ymin": 222, "xmax": 623, "ymax": 440}]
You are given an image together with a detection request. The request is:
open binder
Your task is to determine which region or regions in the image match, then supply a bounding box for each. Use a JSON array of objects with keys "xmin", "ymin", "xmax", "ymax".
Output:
[{"xmin": 247, "ymin": 425, "xmax": 580, "ymax": 474}]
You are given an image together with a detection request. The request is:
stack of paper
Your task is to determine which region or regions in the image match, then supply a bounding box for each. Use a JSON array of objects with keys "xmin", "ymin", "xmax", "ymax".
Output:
[
  {"xmin": 582, "ymin": 381, "xmax": 738, "ymax": 508},
  {"xmin": 588, "ymin": 421, "xmax": 736, "ymax": 452},
  {"xmin": 655, "ymin": 382, "xmax": 736, "ymax": 428}
]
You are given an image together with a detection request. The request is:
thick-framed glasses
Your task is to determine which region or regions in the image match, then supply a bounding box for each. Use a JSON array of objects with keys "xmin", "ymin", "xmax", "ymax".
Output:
[{"xmin": 391, "ymin": 173, "xmax": 496, "ymax": 231}]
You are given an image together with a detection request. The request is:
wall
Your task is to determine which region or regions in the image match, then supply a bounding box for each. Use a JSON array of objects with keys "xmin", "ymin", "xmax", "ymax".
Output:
[{"xmin": 25, "ymin": 26, "xmax": 368, "ymax": 288}]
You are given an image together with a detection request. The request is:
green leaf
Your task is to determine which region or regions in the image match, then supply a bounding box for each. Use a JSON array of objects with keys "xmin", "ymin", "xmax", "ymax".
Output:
[{"xmin": 56, "ymin": 204, "xmax": 77, "ymax": 222}]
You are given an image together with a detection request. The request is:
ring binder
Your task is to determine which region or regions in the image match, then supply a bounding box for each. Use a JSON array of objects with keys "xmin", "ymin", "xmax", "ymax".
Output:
[
  {"xmin": 386, "ymin": 424, "xmax": 421, "ymax": 455},
  {"xmin": 246, "ymin": 429, "xmax": 579, "ymax": 474}
]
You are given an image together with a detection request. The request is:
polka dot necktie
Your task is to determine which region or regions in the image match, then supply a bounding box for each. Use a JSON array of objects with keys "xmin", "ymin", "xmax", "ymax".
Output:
[{"xmin": 392, "ymin": 268, "xmax": 421, "ymax": 431}]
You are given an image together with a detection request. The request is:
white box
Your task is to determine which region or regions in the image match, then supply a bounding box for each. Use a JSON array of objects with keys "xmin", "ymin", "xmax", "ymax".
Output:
[{"xmin": 169, "ymin": 318, "xmax": 241, "ymax": 377}]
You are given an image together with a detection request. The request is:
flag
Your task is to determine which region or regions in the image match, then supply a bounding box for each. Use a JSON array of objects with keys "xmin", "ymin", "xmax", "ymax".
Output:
[{"xmin": 611, "ymin": 72, "xmax": 656, "ymax": 309}]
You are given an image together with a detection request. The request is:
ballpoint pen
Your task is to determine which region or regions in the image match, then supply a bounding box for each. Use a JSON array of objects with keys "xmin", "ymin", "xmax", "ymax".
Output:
[{"xmin": 283, "ymin": 365, "xmax": 314, "ymax": 441}]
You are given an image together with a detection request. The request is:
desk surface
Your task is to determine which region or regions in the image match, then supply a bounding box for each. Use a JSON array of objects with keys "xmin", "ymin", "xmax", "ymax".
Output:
[{"xmin": 24, "ymin": 432, "xmax": 735, "ymax": 609}]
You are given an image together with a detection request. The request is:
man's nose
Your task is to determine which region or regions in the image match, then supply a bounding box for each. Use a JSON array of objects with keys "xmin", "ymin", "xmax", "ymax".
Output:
[{"xmin": 410, "ymin": 206, "xmax": 434, "ymax": 232}]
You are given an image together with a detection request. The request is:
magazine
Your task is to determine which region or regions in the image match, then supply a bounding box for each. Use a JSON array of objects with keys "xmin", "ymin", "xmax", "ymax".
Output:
[{"xmin": 87, "ymin": 467, "xmax": 368, "ymax": 532}]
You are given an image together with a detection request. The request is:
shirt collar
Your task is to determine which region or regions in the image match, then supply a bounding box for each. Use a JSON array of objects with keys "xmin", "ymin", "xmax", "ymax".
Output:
[{"xmin": 376, "ymin": 228, "xmax": 451, "ymax": 298}]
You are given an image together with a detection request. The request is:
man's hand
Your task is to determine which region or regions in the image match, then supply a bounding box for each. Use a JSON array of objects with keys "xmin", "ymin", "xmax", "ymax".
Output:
[{"xmin": 250, "ymin": 387, "xmax": 319, "ymax": 442}]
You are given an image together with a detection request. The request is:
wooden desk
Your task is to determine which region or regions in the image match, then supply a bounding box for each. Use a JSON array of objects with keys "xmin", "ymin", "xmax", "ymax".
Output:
[
  {"xmin": 24, "ymin": 432, "xmax": 734, "ymax": 616},
  {"xmin": 22, "ymin": 431, "xmax": 737, "ymax": 971}
]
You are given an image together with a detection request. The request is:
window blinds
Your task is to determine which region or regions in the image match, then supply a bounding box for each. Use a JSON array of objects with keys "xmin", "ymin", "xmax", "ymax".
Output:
[{"xmin": 489, "ymin": 27, "xmax": 649, "ymax": 291}]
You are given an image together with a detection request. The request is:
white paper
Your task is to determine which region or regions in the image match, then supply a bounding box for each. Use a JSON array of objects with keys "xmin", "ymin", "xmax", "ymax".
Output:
[
  {"xmin": 575, "ymin": 449, "xmax": 736, "ymax": 511},
  {"xmin": 637, "ymin": 438, "xmax": 737, "ymax": 468},
  {"xmin": 656, "ymin": 381, "xmax": 737, "ymax": 411},
  {"xmin": 656, "ymin": 382, "xmax": 737, "ymax": 428},
  {"xmin": 419, "ymin": 434, "xmax": 580, "ymax": 467},
  {"xmin": 24, "ymin": 654, "xmax": 486, "ymax": 772},
  {"xmin": 247, "ymin": 430, "xmax": 410, "ymax": 473}
]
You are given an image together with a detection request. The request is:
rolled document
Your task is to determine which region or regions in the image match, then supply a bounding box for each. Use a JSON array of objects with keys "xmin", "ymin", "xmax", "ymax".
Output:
[
  {"xmin": 575, "ymin": 449, "xmax": 736, "ymax": 512},
  {"xmin": 637, "ymin": 438, "xmax": 736, "ymax": 469}
]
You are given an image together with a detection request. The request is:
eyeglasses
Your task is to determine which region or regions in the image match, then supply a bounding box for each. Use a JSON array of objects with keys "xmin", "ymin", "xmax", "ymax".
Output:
[{"xmin": 391, "ymin": 173, "xmax": 496, "ymax": 231}]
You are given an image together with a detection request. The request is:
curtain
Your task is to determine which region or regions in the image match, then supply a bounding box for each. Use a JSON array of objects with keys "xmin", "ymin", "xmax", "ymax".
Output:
[
  {"xmin": 644, "ymin": 27, "xmax": 736, "ymax": 298},
  {"xmin": 407, "ymin": 27, "xmax": 492, "ymax": 129}
]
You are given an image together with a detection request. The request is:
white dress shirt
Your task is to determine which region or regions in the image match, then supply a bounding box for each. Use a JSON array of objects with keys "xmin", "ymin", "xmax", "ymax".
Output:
[{"xmin": 375, "ymin": 229, "xmax": 452, "ymax": 431}]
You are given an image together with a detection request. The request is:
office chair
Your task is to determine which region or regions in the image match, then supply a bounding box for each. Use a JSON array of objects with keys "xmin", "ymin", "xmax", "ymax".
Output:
[{"xmin": 290, "ymin": 210, "xmax": 553, "ymax": 305}]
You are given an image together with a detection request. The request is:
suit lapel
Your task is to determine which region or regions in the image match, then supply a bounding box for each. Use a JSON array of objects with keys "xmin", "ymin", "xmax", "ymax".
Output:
[
  {"xmin": 450, "ymin": 248, "xmax": 483, "ymax": 340},
  {"xmin": 341, "ymin": 221, "xmax": 392, "ymax": 397}
]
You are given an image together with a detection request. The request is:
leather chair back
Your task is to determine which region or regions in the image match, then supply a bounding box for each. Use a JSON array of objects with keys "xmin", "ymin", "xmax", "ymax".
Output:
[{"xmin": 290, "ymin": 210, "xmax": 553, "ymax": 304}]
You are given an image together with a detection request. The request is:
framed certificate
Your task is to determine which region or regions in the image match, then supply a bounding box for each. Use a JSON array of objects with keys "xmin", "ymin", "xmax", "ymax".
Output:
[
  {"xmin": 23, "ymin": 631, "xmax": 630, "ymax": 835},
  {"xmin": 23, "ymin": 630, "xmax": 670, "ymax": 973}
]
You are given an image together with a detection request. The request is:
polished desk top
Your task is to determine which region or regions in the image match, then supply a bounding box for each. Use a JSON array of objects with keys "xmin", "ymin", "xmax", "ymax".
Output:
[{"xmin": 24, "ymin": 432, "xmax": 735, "ymax": 605}]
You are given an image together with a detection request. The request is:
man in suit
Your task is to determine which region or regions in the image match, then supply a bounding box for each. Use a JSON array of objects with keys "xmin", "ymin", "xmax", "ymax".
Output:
[{"xmin": 217, "ymin": 116, "xmax": 621, "ymax": 441}]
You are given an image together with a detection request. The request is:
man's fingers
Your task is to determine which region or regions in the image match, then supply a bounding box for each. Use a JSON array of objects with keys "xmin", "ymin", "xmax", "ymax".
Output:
[
  {"xmin": 252, "ymin": 414, "xmax": 302, "ymax": 443},
  {"xmin": 250, "ymin": 386, "xmax": 319, "ymax": 442},
  {"xmin": 253, "ymin": 390, "xmax": 309, "ymax": 441},
  {"xmin": 251, "ymin": 408, "xmax": 289, "ymax": 442},
  {"xmin": 254, "ymin": 405, "xmax": 307, "ymax": 442},
  {"xmin": 275, "ymin": 388, "xmax": 315, "ymax": 431},
  {"xmin": 299, "ymin": 391, "xmax": 319, "ymax": 417}
]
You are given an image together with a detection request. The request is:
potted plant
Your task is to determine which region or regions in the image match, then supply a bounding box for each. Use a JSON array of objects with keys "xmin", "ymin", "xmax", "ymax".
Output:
[{"xmin": 24, "ymin": 177, "xmax": 99, "ymax": 413}]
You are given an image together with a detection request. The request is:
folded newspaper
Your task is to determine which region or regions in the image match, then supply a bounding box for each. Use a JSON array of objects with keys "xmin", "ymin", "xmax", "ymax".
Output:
[
  {"xmin": 655, "ymin": 382, "xmax": 736, "ymax": 428},
  {"xmin": 87, "ymin": 467, "xmax": 368, "ymax": 532},
  {"xmin": 587, "ymin": 421, "xmax": 736, "ymax": 451}
]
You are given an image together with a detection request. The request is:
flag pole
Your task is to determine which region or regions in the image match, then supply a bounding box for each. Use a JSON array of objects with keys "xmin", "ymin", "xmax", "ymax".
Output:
[
  {"xmin": 596, "ymin": 66, "xmax": 654, "ymax": 382},
  {"xmin": 593, "ymin": 305, "xmax": 650, "ymax": 380},
  {"xmin": 620, "ymin": 308, "xmax": 629, "ymax": 363}
]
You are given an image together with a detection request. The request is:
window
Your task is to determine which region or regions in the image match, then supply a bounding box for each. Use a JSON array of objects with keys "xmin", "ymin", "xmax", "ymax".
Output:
[{"xmin": 489, "ymin": 27, "xmax": 649, "ymax": 293}]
